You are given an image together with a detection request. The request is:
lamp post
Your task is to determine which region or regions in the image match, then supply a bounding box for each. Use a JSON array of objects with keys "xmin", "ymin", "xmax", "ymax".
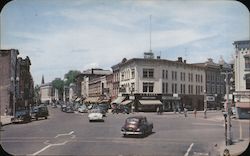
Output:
[
  {"xmin": 11, "ymin": 76, "xmax": 19, "ymax": 117},
  {"xmin": 221, "ymin": 66, "xmax": 233, "ymax": 146},
  {"xmin": 204, "ymin": 89, "xmax": 207, "ymax": 118}
]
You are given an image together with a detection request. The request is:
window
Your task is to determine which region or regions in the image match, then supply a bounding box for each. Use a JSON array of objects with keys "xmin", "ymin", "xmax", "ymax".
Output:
[
  {"xmin": 246, "ymin": 74, "xmax": 250, "ymax": 89},
  {"xmin": 183, "ymin": 73, "xmax": 186, "ymax": 81},
  {"xmin": 162, "ymin": 70, "xmax": 165, "ymax": 79},
  {"xmin": 191, "ymin": 73, "xmax": 193, "ymax": 82},
  {"xmin": 143, "ymin": 69, "xmax": 154, "ymax": 78},
  {"xmin": 131, "ymin": 69, "xmax": 135, "ymax": 79},
  {"xmin": 172, "ymin": 71, "xmax": 174, "ymax": 80},
  {"xmin": 201, "ymin": 75, "xmax": 203, "ymax": 83},
  {"xmin": 165, "ymin": 70, "xmax": 168, "ymax": 79},
  {"xmin": 143, "ymin": 82, "xmax": 154, "ymax": 92},
  {"xmin": 175, "ymin": 72, "xmax": 177, "ymax": 80},
  {"xmin": 245, "ymin": 56, "xmax": 250, "ymax": 71},
  {"xmin": 165, "ymin": 83, "xmax": 168, "ymax": 93},
  {"xmin": 162, "ymin": 82, "xmax": 165, "ymax": 93},
  {"xmin": 183, "ymin": 84, "xmax": 186, "ymax": 94}
]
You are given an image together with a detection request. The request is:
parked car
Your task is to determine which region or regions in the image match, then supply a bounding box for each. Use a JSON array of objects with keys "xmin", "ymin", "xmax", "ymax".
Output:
[
  {"xmin": 121, "ymin": 116, "xmax": 153, "ymax": 137},
  {"xmin": 88, "ymin": 109, "xmax": 104, "ymax": 122},
  {"xmin": 61, "ymin": 104, "xmax": 67, "ymax": 112},
  {"xmin": 52, "ymin": 103, "xmax": 57, "ymax": 108},
  {"xmin": 12, "ymin": 110, "xmax": 32, "ymax": 123},
  {"xmin": 78, "ymin": 105, "xmax": 88, "ymax": 113},
  {"xmin": 65, "ymin": 106, "xmax": 74, "ymax": 113},
  {"xmin": 31, "ymin": 105, "xmax": 49, "ymax": 120}
]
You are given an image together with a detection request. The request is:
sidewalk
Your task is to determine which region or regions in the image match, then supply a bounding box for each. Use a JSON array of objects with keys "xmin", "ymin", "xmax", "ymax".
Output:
[
  {"xmin": 218, "ymin": 138, "xmax": 249, "ymax": 156},
  {"xmin": 0, "ymin": 115, "xmax": 13, "ymax": 126}
]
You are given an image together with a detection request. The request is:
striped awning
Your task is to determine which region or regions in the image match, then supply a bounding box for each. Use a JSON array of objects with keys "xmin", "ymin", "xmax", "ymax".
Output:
[
  {"xmin": 121, "ymin": 100, "xmax": 132, "ymax": 105},
  {"xmin": 111, "ymin": 96, "xmax": 126, "ymax": 104},
  {"xmin": 139, "ymin": 100, "xmax": 162, "ymax": 105}
]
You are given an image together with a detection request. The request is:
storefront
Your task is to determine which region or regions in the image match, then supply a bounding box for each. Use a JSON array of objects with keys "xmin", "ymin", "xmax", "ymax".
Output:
[
  {"xmin": 161, "ymin": 94, "xmax": 181, "ymax": 112},
  {"xmin": 134, "ymin": 93, "xmax": 162, "ymax": 112}
]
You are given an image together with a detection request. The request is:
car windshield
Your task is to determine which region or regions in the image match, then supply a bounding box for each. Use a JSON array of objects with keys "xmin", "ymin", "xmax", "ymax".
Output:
[
  {"xmin": 15, "ymin": 110, "xmax": 28, "ymax": 116},
  {"xmin": 126, "ymin": 118, "xmax": 139, "ymax": 124},
  {"xmin": 91, "ymin": 109, "xmax": 101, "ymax": 113}
]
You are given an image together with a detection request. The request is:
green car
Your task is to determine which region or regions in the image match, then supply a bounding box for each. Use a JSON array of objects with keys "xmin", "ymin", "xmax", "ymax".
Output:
[{"xmin": 31, "ymin": 105, "xmax": 49, "ymax": 120}]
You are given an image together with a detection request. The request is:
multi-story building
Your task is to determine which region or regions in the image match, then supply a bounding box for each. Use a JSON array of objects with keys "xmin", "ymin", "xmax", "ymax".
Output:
[
  {"xmin": 114, "ymin": 53, "xmax": 206, "ymax": 112},
  {"xmin": 17, "ymin": 56, "xmax": 34, "ymax": 110},
  {"xmin": 233, "ymin": 40, "xmax": 250, "ymax": 119},
  {"xmin": 111, "ymin": 59, "xmax": 124, "ymax": 100},
  {"xmin": 193, "ymin": 58, "xmax": 228, "ymax": 110},
  {"xmin": 40, "ymin": 79, "xmax": 54, "ymax": 104},
  {"xmin": 76, "ymin": 68, "xmax": 112, "ymax": 103},
  {"xmin": 0, "ymin": 49, "xmax": 19, "ymax": 116}
]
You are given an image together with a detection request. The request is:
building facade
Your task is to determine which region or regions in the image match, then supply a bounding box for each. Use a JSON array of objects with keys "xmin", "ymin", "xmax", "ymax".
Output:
[
  {"xmin": 0, "ymin": 49, "xmax": 19, "ymax": 116},
  {"xmin": 233, "ymin": 40, "xmax": 250, "ymax": 119},
  {"xmin": 116, "ymin": 55, "xmax": 206, "ymax": 111},
  {"xmin": 194, "ymin": 58, "xmax": 228, "ymax": 110},
  {"xmin": 40, "ymin": 82, "xmax": 54, "ymax": 104}
]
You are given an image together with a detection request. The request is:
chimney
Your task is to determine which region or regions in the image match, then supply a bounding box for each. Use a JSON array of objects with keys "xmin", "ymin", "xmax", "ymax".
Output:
[
  {"xmin": 184, "ymin": 60, "xmax": 186, "ymax": 63},
  {"xmin": 157, "ymin": 56, "xmax": 161, "ymax": 59},
  {"xmin": 178, "ymin": 57, "xmax": 182, "ymax": 62}
]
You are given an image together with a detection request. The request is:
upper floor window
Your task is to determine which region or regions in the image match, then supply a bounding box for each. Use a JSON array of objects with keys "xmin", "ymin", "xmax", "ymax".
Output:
[
  {"xmin": 162, "ymin": 70, "xmax": 165, "ymax": 79},
  {"xmin": 131, "ymin": 69, "xmax": 135, "ymax": 79},
  {"xmin": 245, "ymin": 56, "xmax": 250, "ymax": 71},
  {"xmin": 245, "ymin": 73, "xmax": 250, "ymax": 89},
  {"xmin": 143, "ymin": 82, "xmax": 154, "ymax": 92},
  {"xmin": 143, "ymin": 69, "xmax": 154, "ymax": 78}
]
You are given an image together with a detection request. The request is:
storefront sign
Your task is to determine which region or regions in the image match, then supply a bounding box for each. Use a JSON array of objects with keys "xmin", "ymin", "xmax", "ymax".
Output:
[{"xmin": 206, "ymin": 96, "xmax": 215, "ymax": 102}]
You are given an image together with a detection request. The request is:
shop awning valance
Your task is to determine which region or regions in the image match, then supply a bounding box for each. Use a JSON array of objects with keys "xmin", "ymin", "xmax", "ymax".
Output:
[
  {"xmin": 84, "ymin": 97, "xmax": 99, "ymax": 103},
  {"xmin": 139, "ymin": 100, "xmax": 162, "ymax": 105},
  {"xmin": 121, "ymin": 100, "xmax": 132, "ymax": 105},
  {"xmin": 111, "ymin": 96, "xmax": 126, "ymax": 104}
]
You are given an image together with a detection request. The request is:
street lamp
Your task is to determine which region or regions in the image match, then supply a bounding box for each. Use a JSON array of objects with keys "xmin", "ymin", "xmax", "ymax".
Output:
[
  {"xmin": 11, "ymin": 76, "xmax": 19, "ymax": 117},
  {"xmin": 204, "ymin": 89, "xmax": 207, "ymax": 118},
  {"xmin": 220, "ymin": 65, "xmax": 233, "ymax": 145}
]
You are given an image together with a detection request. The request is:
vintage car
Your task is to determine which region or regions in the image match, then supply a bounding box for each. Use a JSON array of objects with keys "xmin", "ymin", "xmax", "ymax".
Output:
[
  {"xmin": 121, "ymin": 116, "xmax": 153, "ymax": 136},
  {"xmin": 88, "ymin": 108, "xmax": 104, "ymax": 122},
  {"xmin": 12, "ymin": 110, "xmax": 32, "ymax": 123},
  {"xmin": 78, "ymin": 105, "xmax": 88, "ymax": 113},
  {"xmin": 31, "ymin": 105, "xmax": 49, "ymax": 120}
]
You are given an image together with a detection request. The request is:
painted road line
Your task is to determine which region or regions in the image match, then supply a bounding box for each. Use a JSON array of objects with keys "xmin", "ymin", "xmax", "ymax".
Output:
[
  {"xmin": 193, "ymin": 152, "xmax": 209, "ymax": 156},
  {"xmin": 54, "ymin": 131, "xmax": 74, "ymax": 138},
  {"xmin": 31, "ymin": 141, "xmax": 68, "ymax": 155},
  {"xmin": 184, "ymin": 143, "xmax": 194, "ymax": 156}
]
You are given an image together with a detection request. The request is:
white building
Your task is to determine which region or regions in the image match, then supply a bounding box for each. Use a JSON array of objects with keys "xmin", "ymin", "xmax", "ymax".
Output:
[
  {"xmin": 233, "ymin": 40, "xmax": 250, "ymax": 119},
  {"xmin": 115, "ymin": 54, "xmax": 206, "ymax": 111},
  {"xmin": 40, "ymin": 82, "xmax": 53, "ymax": 103}
]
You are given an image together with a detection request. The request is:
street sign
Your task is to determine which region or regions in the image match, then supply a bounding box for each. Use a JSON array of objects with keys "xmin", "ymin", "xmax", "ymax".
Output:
[{"xmin": 206, "ymin": 96, "xmax": 215, "ymax": 102}]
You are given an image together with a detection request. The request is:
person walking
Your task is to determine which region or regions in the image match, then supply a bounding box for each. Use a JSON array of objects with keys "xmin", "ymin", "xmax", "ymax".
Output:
[
  {"xmin": 194, "ymin": 108, "xmax": 197, "ymax": 118},
  {"xmin": 156, "ymin": 106, "xmax": 160, "ymax": 115},
  {"xmin": 184, "ymin": 107, "xmax": 187, "ymax": 117}
]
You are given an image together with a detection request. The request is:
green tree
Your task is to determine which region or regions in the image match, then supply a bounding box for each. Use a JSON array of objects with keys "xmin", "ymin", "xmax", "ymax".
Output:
[
  {"xmin": 52, "ymin": 78, "xmax": 64, "ymax": 99},
  {"xmin": 34, "ymin": 84, "xmax": 40, "ymax": 103},
  {"xmin": 64, "ymin": 70, "xmax": 81, "ymax": 86}
]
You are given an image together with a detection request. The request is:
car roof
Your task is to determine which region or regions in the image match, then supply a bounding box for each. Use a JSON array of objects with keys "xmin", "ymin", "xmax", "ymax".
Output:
[{"xmin": 126, "ymin": 116, "xmax": 145, "ymax": 120}]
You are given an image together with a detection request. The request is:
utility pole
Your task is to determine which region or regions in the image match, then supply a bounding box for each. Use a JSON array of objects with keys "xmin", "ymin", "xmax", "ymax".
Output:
[{"xmin": 221, "ymin": 66, "xmax": 233, "ymax": 145}]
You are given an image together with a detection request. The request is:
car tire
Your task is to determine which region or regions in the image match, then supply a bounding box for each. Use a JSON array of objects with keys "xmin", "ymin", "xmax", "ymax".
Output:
[{"xmin": 45, "ymin": 116, "xmax": 47, "ymax": 119}]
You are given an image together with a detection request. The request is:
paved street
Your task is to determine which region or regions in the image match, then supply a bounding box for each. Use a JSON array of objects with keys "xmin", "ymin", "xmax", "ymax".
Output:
[{"xmin": 1, "ymin": 106, "xmax": 249, "ymax": 156}]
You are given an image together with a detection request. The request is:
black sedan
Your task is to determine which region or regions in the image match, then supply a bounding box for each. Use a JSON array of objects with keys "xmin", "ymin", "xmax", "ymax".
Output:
[{"xmin": 121, "ymin": 116, "xmax": 153, "ymax": 137}]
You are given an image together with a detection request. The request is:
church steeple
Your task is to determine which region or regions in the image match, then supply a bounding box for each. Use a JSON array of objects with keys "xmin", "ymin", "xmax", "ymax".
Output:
[{"xmin": 41, "ymin": 75, "xmax": 45, "ymax": 84}]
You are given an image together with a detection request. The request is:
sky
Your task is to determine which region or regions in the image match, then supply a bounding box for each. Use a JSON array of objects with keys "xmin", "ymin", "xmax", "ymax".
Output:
[{"xmin": 1, "ymin": 0, "xmax": 249, "ymax": 85}]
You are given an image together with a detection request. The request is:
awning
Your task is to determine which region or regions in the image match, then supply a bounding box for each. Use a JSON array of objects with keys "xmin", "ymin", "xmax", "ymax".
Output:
[
  {"xmin": 121, "ymin": 100, "xmax": 132, "ymax": 105},
  {"xmin": 235, "ymin": 102, "xmax": 250, "ymax": 108},
  {"xmin": 84, "ymin": 97, "xmax": 99, "ymax": 103},
  {"xmin": 139, "ymin": 100, "xmax": 162, "ymax": 105},
  {"xmin": 111, "ymin": 96, "xmax": 126, "ymax": 104},
  {"xmin": 75, "ymin": 98, "xmax": 81, "ymax": 102}
]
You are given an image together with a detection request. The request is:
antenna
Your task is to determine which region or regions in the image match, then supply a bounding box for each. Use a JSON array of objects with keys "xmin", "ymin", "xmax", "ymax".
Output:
[{"xmin": 149, "ymin": 15, "xmax": 152, "ymax": 52}]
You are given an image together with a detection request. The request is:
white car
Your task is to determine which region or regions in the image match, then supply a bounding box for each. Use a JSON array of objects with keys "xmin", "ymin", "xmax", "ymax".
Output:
[{"xmin": 88, "ymin": 109, "xmax": 104, "ymax": 122}]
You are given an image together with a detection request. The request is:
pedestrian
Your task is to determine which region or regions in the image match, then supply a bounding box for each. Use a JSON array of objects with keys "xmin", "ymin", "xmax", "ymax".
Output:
[
  {"xmin": 204, "ymin": 108, "xmax": 207, "ymax": 119},
  {"xmin": 194, "ymin": 108, "xmax": 197, "ymax": 118},
  {"xmin": 156, "ymin": 106, "xmax": 160, "ymax": 115},
  {"xmin": 178, "ymin": 107, "xmax": 181, "ymax": 114},
  {"xmin": 184, "ymin": 107, "xmax": 187, "ymax": 117}
]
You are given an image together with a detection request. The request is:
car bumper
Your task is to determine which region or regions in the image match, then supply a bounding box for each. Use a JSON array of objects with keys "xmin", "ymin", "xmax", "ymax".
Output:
[{"xmin": 121, "ymin": 131, "xmax": 142, "ymax": 135}]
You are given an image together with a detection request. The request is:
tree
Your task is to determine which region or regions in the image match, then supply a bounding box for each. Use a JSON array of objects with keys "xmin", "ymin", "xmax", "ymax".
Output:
[
  {"xmin": 52, "ymin": 78, "xmax": 64, "ymax": 99},
  {"xmin": 64, "ymin": 70, "xmax": 81, "ymax": 86},
  {"xmin": 34, "ymin": 84, "xmax": 40, "ymax": 103}
]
